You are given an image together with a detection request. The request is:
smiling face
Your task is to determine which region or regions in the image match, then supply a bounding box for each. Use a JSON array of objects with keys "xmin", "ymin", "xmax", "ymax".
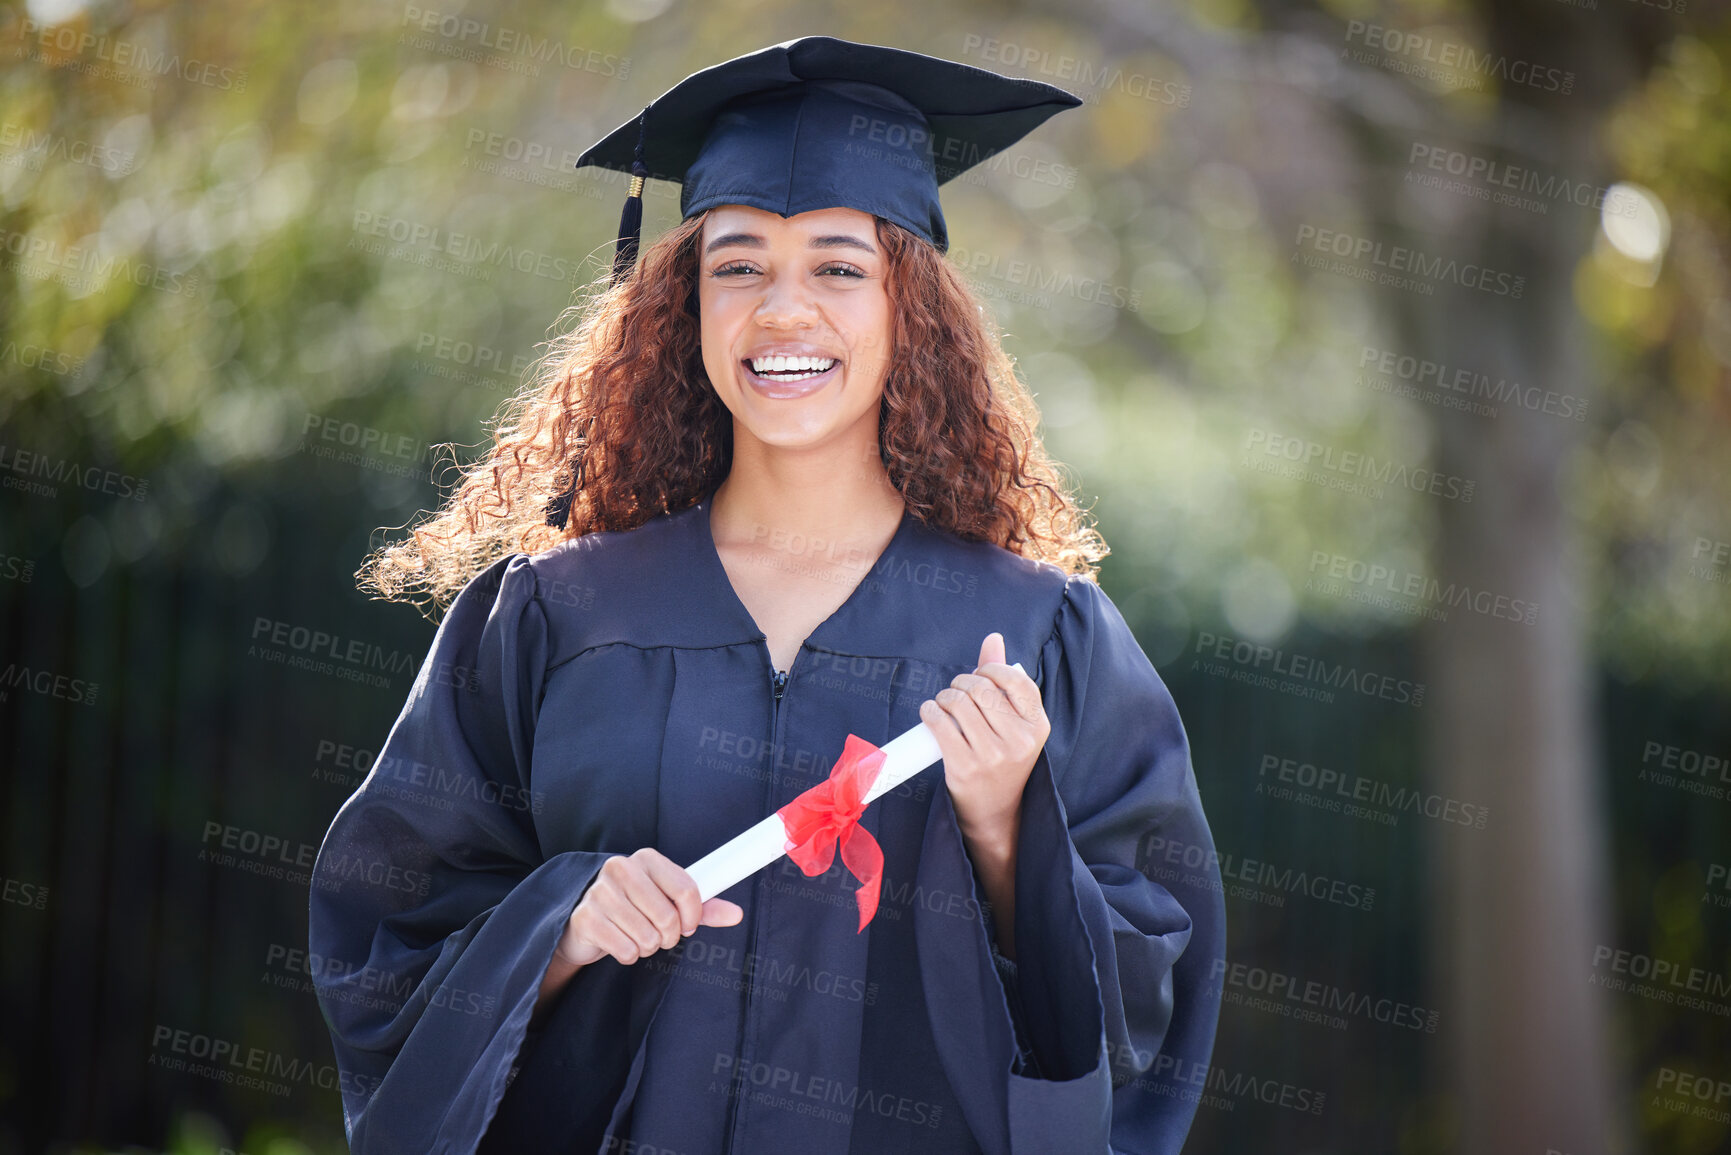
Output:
[{"xmin": 697, "ymin": 204, "xmax": 893, "ymax": 461}]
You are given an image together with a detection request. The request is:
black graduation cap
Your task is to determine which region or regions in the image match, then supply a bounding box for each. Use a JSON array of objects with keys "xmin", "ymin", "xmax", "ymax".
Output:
[
  {"xmin": 547, "ymin": 36, "xmax": 1082, "ymax": 529},
  {"xmin": 573, "ymin": 35, "xmax": 1084, "ymax": 285}
]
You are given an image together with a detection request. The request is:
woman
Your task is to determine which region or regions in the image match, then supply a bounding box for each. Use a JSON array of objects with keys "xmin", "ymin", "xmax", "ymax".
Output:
[{"xmin": 310, "ymin": 36, "xmax": 1225, "ymax": 1155}]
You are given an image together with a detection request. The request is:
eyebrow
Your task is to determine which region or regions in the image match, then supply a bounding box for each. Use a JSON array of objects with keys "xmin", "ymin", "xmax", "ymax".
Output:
[{"xmin": 703, "ymin": 232, "xmax": 877, "ymax": 256}]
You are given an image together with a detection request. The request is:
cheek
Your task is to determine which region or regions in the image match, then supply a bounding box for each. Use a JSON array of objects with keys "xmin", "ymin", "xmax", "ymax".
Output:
[
  {"xmin": 844, "ymin": 299, "xmax": 894, "ymax": 373},
  {"xmin": 697, "ymin": 293, "xmax": 737, "ymax": 375}
]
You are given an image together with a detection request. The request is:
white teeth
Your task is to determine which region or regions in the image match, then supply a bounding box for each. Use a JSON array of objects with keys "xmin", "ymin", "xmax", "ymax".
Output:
[{"xmin": 749, "ymin": 354, "xmax": 837, "ymax": 375}]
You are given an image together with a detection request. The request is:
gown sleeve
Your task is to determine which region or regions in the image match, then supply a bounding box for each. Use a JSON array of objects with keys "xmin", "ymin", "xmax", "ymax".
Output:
[
  {"xmin": 980, "ymin": 573, "xmax": 1227, "ymax": 1154},
  {"xmin": 307, "ymin": 552, "xmax": 616, "ymax": 1155}
]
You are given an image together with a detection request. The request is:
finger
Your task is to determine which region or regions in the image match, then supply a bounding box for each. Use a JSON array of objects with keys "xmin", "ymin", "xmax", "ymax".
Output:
[
  {"xmin": 948, "ymin": 672, "xmax": 1018, "ymax": 739},
  {"xmin": 571, "ymin": 902, "xmax": 639, "ymax": 965},
  {"xmin": 920, "ymin": 695, "xmax": 974, "ymax": 755},
  {"xmin": 968, "ymin": 663, "xmax": 1043, "ymax": 722},
  {"xmin": 935, "ymin": 684, "xmax": 999, "ymax": 753},
  {"xmin": 618, "ymin": 862, "xmax": 686, "ymax": 950},
  {"xmin": 554, "ymin": 922, "xmax": 598, "ymax": 968},
  {"xmin": 977, "ymin": 631, "xmax": 1006, "ymax": 670},
  {"xmin": 640, "ymin": 852, "xmax": 704, "ymax": 936},
  {"xmin": 701, "ymin": 897, "xmax": 745, "ymax": 926},
  {"xmin": 588, "ymin": 916, "xmax": 647, "ymax": 966},
  {"xmin": 595, "ymin": 883, "xmax": 667, "ymax": 957}
]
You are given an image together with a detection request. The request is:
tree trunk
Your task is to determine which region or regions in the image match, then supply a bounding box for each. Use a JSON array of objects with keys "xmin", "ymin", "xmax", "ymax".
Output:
[{"xmin": 1412, "ymin": 114, "xmax": 1629, "ymax": 1154}]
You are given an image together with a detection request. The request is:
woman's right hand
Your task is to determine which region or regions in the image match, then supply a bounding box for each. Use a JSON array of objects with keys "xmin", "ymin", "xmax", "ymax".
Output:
[{"xmin": 554, "ymin": 847, "xmax": 745, "ymax": 968}]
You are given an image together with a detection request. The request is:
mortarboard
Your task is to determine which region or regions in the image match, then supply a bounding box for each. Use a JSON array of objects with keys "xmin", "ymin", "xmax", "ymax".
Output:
[
  {"xmin": 547, "ymin": 36, "xmax": 1082, "ymax": 529},
  {"xmin": 573, "ymin": 35, "xmax": 1083, "ymax": 285}
]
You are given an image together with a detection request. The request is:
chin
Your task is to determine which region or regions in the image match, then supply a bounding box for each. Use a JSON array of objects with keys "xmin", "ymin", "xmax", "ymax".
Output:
[{"xmin": 737, "ymin": 422, "xmax": 839, "ymax": 452}]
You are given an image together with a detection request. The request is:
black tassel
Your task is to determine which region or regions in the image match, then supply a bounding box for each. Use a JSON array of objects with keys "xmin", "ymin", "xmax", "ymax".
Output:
[
  {"xmin": 610, "ymin": 164, "xmax": 646, "ymax": 286},
  {"xmin": 609, "ymin": 110, "xmax": 651, "ymax": 286}
]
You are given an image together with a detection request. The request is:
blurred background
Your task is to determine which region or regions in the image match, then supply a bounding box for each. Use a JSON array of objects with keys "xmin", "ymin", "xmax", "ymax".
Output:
[{"xmin": 3, "ymin": 0, "xmax": 1730, "ymax": 1152}]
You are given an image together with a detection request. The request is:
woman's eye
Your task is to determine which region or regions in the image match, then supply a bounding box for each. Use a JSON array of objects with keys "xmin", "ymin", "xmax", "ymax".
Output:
[{"xmin": 709, "ymin": 262, "xmax": 865, "ymax": 280}]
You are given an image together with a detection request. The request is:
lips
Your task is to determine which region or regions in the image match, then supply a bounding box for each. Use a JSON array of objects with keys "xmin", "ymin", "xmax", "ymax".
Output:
[{"xmin": 740, "ymin": 356, "xmax": 840, "ymax": 399}]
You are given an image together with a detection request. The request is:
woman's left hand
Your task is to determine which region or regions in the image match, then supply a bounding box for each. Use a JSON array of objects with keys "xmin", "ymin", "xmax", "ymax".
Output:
[{"xmin": 921, "ymin": 631, "xmax": 1051, "ymax": 849}]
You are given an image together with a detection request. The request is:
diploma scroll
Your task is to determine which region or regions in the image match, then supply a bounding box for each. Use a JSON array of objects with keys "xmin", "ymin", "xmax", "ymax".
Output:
[{"xmin": 684, "ymin": 661, "xmax": 1026, "ymax": 903}]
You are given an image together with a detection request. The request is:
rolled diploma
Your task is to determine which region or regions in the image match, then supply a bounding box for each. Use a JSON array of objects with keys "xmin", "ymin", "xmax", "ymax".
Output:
[{"xmin": 685, "ymin": 661, "xmax": 1026, "ymax": 902}]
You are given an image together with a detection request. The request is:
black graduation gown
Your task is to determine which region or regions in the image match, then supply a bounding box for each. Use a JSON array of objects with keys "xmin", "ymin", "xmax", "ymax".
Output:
[{"xmin": 308, "ymin": 497, "xmax": 1226, "ymax": 1155}]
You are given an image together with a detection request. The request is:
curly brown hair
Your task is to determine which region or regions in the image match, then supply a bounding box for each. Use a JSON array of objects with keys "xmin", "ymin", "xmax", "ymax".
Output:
[{"xmin": 356, "ymin": 209, "xmax": 1109, "ymax": 618}]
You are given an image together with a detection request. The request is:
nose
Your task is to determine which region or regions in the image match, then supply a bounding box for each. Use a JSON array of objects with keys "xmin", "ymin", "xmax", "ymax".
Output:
[{"xmin": 753, "ymin": 271, "xmax": 818, "ymax": 328}]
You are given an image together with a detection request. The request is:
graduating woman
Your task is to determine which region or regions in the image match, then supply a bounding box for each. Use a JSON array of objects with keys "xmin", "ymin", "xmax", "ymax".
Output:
[{"xmin": 309, "ymin": 35, "xmax": 1225, "ymax": 1155}]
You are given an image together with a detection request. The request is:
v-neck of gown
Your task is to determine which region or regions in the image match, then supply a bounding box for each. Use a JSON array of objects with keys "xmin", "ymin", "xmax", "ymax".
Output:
[{"xmin": 694, "ymin": 495, "xmax": 915, "ymax": 665}]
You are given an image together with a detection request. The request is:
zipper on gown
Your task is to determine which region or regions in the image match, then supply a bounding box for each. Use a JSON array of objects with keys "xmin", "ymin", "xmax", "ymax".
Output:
[{"xmin": 723, "ymin": 659, "xmax": 791, "ymax": 1152}]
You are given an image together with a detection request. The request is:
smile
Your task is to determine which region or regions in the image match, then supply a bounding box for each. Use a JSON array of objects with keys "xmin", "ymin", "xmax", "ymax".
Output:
[{"xmin": 741, "ymin": 355, "xmax": 840, "ymax": 398}]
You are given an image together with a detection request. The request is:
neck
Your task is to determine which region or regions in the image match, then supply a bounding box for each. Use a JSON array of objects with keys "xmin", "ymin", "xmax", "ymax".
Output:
[{"xmin": 709, "ymin": 426, "xmax": 905, "ymax": 551}]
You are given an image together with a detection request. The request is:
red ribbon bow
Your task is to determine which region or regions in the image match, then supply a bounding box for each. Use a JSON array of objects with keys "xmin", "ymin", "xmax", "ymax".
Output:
[{"xmin": 776, "ymin": 733, "xmax": 887, "ymax": 933}]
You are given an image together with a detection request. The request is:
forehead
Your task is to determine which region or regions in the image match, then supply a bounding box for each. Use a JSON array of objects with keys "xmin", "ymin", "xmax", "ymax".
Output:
[{"xmin": 700, "ymin": 204, "xmax": 877, "ymax": 245}]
